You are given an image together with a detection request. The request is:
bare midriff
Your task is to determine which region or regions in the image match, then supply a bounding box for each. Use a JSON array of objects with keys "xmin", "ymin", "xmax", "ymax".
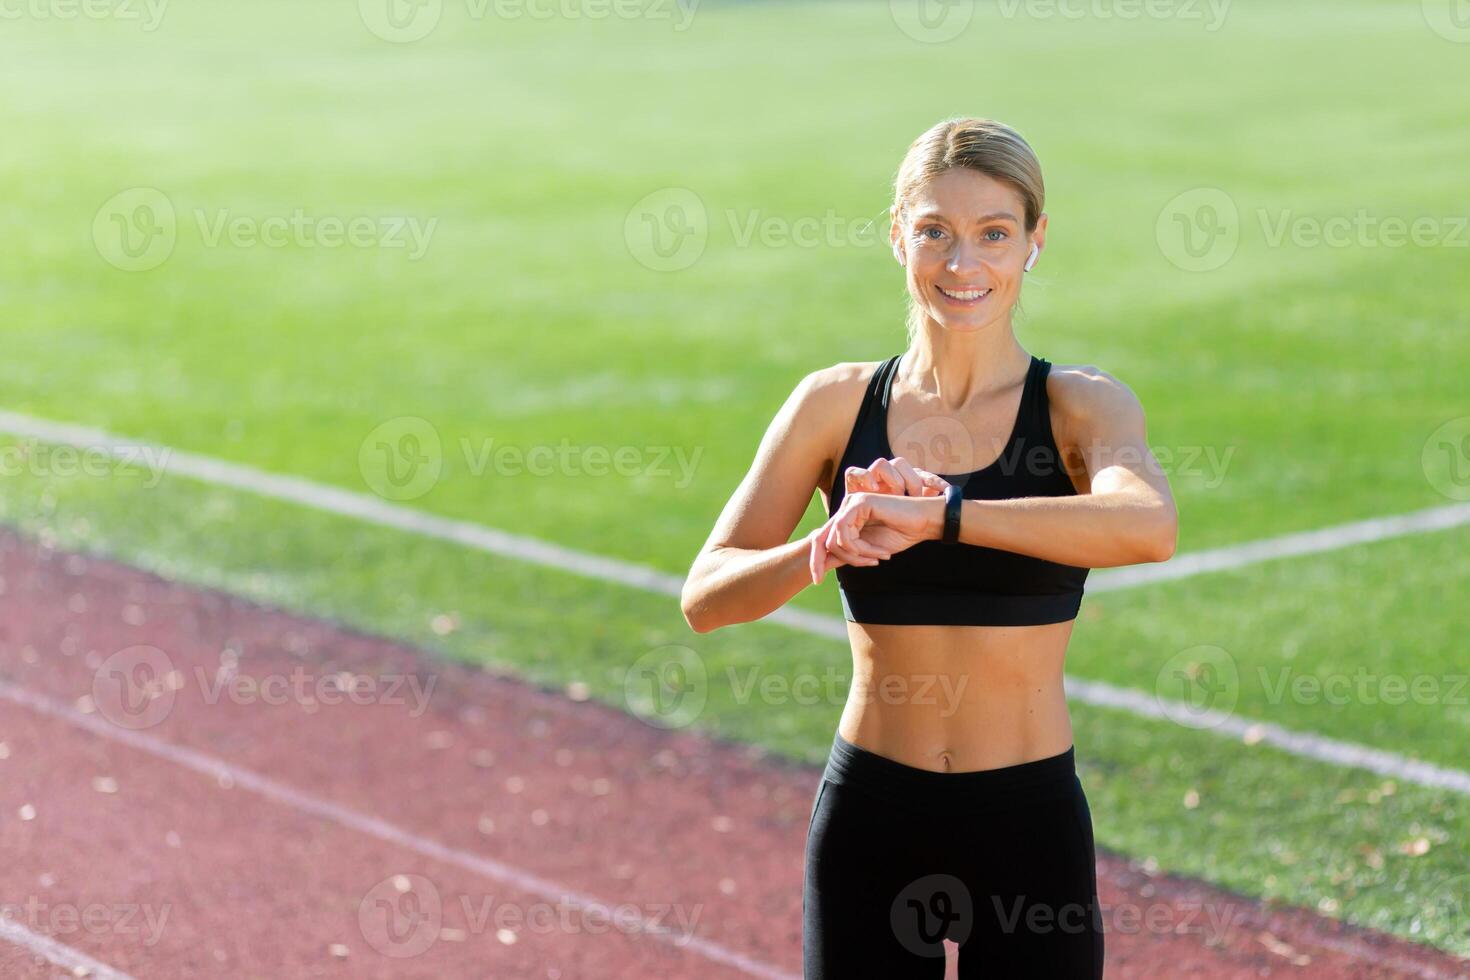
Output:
[{"xmin": 837, "ymin": 618, "xmax": 1077, "ymax": 773}]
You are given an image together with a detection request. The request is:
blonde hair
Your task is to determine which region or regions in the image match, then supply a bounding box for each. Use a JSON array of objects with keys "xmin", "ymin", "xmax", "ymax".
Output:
[{"xmin": 892, "ymin": 118, "xmax": 1045, "ymax": 340}]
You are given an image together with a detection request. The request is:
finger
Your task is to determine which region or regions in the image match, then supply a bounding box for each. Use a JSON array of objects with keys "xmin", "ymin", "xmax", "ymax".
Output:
[
  {"xmin": 828, "ymin": 513, "xmax": 888, "ymax": 561},
  {"xmin": 843, "ymin": 465, "xmax": 877, "ymax": 495},
  {"xmin": 835, "ymin": 495, "xmax": 890, "ymax": 557},
  {"xmin": 826, "ymin": 534, "xmax": 877, "ymax": 567},
  {"xmin": 812, "ymin": 517, "xmax": 855, "ymax": 582},
  {"xmin": 829, "ymin": 497, "xmax": 881, "ymax": 558},
  {"xmin": 823, "ymin": 522, "xmax": 867, "ymax": 566},
  {"xmin": 809, "ymin": 524, "xmax": 832, "ymax": 584},
  {"xmin": 885, "ymin": 456, "xmax": 932, "ymax": 496},
  {"xmin": 909, "ymin": 466, "xmax": 952, "ymax": 497},
  {"xmin": 865, "ymin": 458, "xmax": 906, "ymax": 495}
]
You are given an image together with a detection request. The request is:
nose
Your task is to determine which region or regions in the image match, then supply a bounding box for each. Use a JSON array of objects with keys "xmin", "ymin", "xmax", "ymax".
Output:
[{"xmin": 945, "ymin": 237, "xmax": 985, "ymax": 279}]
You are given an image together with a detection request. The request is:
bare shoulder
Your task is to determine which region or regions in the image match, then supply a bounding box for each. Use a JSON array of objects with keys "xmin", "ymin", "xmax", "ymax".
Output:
[
  {"xmin": 1045, "ymin": 362, "xmax": 1147, "ymax": 431},
  {"xmin": 780, "ymin": 359, "xmax": 885, "ymax": 486},
  {"xmin": 800, "ymin": 359, "xmax": 884, "ymax": 399},
  {"xmin": 786, "ymin": 359, "xmax": 884, "ymax": 428}
]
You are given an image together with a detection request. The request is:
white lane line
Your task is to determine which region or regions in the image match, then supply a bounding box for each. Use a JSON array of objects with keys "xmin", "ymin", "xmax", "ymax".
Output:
[
  {"xmin": 0, "ymin": 915, "xmax": 137, "ymax": 980},
  {"xmin": 0, "ymin": 681, "xmax": 798, "ymax": 980},
  {"xmin": 1089, "ymin": 501, "xmax": 1470, "ymax": 591},
  {"xmin": 1066, "ymin": 679, "xmax": 1470, "ymax": 795},
  {"xmin": 1, "ymin": 410, "xmax": 1468, "ymax": 796}
]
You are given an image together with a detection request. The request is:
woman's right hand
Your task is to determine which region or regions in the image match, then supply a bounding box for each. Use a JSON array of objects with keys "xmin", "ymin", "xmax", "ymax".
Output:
[
  {"xmin": 807, "ymin": 491, "xmax": 941, "ymax": 585},
  {"xmin": 809, "ymin": 458, "xmax": 949, "ymax": 583}
]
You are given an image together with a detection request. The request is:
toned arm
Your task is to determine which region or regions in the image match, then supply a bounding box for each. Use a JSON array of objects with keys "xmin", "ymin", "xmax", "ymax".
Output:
[
  {"xmin": 921, "ymin": 364, "xmax": 1179, "ymax": 567},
  {"xmin": 679, "ymin": 364, "xmax": 865, "ymax": 632}
]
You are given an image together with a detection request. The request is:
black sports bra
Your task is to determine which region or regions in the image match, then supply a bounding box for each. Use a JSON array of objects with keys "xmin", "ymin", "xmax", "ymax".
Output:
[{"xmin": 826, "ymin": 352, "xmax": 1089, "ymax": 626}]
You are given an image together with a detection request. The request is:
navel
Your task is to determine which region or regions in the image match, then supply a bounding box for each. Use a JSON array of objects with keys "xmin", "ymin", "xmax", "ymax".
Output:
[{"xmin": 938, "ymin": 750, "xmax": 954, "ymax": 772}]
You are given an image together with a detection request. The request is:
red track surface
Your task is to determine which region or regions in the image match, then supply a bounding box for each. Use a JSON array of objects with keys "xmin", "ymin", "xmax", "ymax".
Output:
[{"xmin": 0, "ymin": 528, "xmax": 1466, "ymax": 979}]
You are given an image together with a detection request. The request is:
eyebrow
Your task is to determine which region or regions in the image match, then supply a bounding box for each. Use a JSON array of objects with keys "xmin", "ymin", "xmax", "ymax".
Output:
[{"xmin": 912, "ymin": 210, "xmax": 1019, "ymax": 224}]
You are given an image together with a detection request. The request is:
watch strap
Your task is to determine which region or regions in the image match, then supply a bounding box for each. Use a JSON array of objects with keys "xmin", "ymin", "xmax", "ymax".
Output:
[{"xmin": 942, "ymin": 483, "xmax": 963, "ymax": 544}]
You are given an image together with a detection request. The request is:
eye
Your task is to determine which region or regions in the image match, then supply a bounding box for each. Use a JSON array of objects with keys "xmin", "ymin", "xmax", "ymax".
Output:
[
  {"xmin": 920, "ymin": 226, "xmax": 946, "ymax": 241},
  {"xmin": 983, "ymin": 228, "xmax": 1008, "ymax": 242}
]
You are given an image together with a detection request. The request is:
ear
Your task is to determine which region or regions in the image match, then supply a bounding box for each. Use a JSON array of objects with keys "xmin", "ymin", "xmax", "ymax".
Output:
[
  {"xmin": 1027, "ymin": 212, "xmax": 1048, "ymax": 268},
  {"xmin": 889, "ymin": 205, "xmax": 906, "ymax": 266}
]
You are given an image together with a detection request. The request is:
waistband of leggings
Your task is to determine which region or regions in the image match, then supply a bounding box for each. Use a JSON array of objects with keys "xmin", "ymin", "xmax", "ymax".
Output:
[{"xmin": 822, "ymin": 730, "xmax": 1078, "ymax": 811}]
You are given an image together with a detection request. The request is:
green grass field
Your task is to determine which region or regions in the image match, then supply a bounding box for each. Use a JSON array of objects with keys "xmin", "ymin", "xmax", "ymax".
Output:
[{"xmin": 2, "ymin": 0, "xmax": 1467, "ymax": 958}]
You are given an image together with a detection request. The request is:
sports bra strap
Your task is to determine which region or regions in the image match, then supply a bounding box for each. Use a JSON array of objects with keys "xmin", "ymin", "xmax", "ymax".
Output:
[
  {"xmin": 1025, "ymin": 356, "xmax": 1052, "ymax": 432},
  {"xmin": 852, "ymin": 354, "xmax": 901, "ymax": 441}
]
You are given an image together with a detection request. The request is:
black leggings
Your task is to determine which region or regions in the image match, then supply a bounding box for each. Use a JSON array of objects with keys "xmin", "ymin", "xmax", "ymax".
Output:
[{"xmin": 803, "ymin": 731, "xmax": 1104, "ymax": 978}]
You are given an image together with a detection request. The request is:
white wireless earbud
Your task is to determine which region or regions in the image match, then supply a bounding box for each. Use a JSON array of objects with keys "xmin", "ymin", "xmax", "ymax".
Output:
[
  {"xmin": 895, "ymin": 248, "xmax": 907, "ymax": 268},
  {"xmin": 1024, "ymin": 243, "xmax": 1039, "ymax": 272}
]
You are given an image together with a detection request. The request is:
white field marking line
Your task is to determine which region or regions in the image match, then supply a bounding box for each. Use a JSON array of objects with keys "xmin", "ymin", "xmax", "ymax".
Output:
[
  {"xmin": 1066, "ymin": 679, "xmax": 1470, "ymax": 795},
  {"xmin": 0, "ymin": 682, "xmax": 799, "ymax": 980},
  {"xmin": 2, "ymin": 410, "xmax": 1469, "ymax": 797},
  {"xmin": 1090, "ymin": 500, "xmax": 1470, "ymax": 591},
  {"xmin": 0, "ymin": 915, "xmax": 137, "ymax": 980}
]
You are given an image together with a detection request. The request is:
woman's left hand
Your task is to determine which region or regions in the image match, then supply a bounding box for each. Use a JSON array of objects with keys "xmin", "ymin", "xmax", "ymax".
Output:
[
  {"xmin": 808, "ymin": 491, "xmax": 942, "ymax": 585},
  {"xmin": 843, "ymin": 456, "xmax": 950, "ymax": 498}
]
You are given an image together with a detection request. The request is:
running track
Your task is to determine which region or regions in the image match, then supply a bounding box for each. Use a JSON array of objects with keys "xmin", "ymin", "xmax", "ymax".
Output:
[{"xmin": 1, "ymin": 529, "xmax": 1466, "ymax": 978}]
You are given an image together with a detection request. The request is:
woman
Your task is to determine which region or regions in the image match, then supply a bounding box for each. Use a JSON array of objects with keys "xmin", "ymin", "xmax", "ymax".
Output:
[{"xmin": 680, "ymin": 117, "xmax": 1177, "ymax": 978}]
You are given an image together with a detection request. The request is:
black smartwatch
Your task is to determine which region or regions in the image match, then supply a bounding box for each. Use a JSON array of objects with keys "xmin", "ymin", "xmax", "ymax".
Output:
[{"xmin": 941, "ymin": 483, "xmax": 964, "ymax": 544}]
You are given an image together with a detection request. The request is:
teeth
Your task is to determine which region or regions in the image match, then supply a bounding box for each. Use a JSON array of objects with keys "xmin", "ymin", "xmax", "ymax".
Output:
[{"xmin": 939, "ymin": 286, "xmax": 990, "ymax": 301}]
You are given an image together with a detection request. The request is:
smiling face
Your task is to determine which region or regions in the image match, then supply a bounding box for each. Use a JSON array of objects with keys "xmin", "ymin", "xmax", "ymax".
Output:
[{"xmin": 890, "ymin": 167, "xmax": 1047, "ymax": 335}]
